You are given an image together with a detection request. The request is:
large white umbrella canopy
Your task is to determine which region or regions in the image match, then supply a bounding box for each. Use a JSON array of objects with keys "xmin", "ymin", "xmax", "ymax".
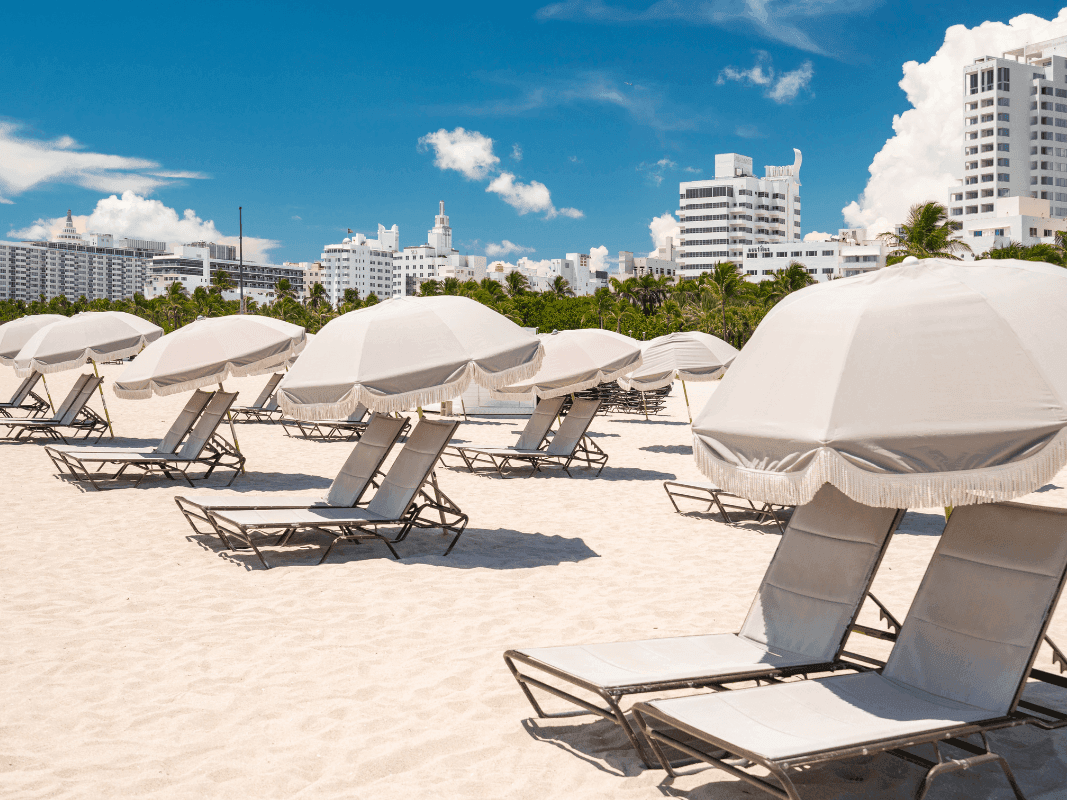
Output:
[
  {"xmin": 618, "ymin": 331, "xmax": 739, "ymax": 391},
  {"xmin": 276, "ymin": 296, "xmax": 544, "ymax": 419},
  {"xmin": 491, "ymin": 328, "xmax": 642, "ymax": 400},
  {"xmin": 0, "ymin": 315, "xmax": 66, "ymax": 366},
  {"xmin": 693, "ymin": 258, "xmax": 1067, "ymax": 509},
  {"xmin": 13, "ymin": 311, "xmax": 162, "ymax": 377},
  {"xmin": 113, "ymin": 316, "xmax": 306, "ymax": 399}
]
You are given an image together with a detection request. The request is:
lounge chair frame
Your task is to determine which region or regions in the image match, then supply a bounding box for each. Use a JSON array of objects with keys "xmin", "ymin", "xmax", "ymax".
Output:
[
  {"xmin": 205, "ymin": 419, "xmax": 467, "ymax": 568},
  {"xmin": 1, "ymin": 374, "xmax": 107, "ymax": 443},
  {"xmin": 0, "ymin": 371, "xmax": 50, "ymax": 418},
  {"xmin": 504, "ymin": 499, "xmax": 907, "ymax": 768},
  {"xmin": 229, "ymin": 373, "xmax": 284, "ymax": 423},
  {"xmin": 280, "ymin": 405, "xmax": 383, "ymax": 441},
  {"xmin": 663, "ymin": 480, "xmax": 788, "ymax": 533},
  {"xmin": 630, "ymin": 501, "xmax": 1067, "ymax": 800},
  {"xmin": 444, "ymin": 396, "xmax": 566, "ymax": 473}
]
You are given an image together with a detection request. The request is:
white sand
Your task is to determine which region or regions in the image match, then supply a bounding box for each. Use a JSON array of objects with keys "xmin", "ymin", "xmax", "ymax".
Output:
[{"xmin": 2, "ymin": 366, "xmax": 1066, "ymax": 799}]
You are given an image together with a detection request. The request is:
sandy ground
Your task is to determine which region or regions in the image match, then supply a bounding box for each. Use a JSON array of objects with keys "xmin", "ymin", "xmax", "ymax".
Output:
[{"xmin": 2, "ymin": 365, "xmax": 1067, "ymax": 800}]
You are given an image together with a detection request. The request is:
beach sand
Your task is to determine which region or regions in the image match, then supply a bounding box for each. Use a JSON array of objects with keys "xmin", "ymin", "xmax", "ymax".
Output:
[{"xmin": 2, "ymin": 365, "xmax": 1066, "ymax": 799}]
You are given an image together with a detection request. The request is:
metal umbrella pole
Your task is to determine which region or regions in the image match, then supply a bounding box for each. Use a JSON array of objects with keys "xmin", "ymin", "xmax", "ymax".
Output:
[
  {"xmin": 218, "ymin": 381, "xmax": 244, "ymax": 472},
  {"xmin": 91, "ymin": 360, "xmax": 115, "ymax": 437},
  {"xmin": 681, "ymin": 378, "xmax": 692, "ymax": 424},
  {"xmin": 40, "ymin": 375, "xmax": 56, "ymax": 414}
]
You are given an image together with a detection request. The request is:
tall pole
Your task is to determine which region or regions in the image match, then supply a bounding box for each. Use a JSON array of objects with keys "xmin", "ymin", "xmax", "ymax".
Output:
[{"xmin": 239, "ymin": 206, "xmax": 245, "ymax": 314}]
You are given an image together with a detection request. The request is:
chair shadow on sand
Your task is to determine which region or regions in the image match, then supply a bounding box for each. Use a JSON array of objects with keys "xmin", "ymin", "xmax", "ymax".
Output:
[
  {"xmin": 641, "ymin": 444, "xmax": 692, "ymax": 455},
  {"xmin": 58, "ymin": 469, "xmax": 334, "ymax": 494},
  {"xmin": 189, "ymin": 525, "xmax": 598, "ymax": 571}
]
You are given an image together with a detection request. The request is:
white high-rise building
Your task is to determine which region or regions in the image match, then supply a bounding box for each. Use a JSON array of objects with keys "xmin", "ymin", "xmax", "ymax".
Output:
[
  {"xmin": 677, "ymin": 150, "xmax": 802, "ymax": 276},
  {"xmin": 395, "ymin": 203, "xmax": 486, "ymax": 295},
  {"xmin": 948, "ymin": 35, "xmax": 1067, "ymax": 251}
]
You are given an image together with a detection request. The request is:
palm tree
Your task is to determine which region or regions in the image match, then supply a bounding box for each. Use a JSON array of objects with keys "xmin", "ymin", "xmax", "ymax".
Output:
[
  {"xmin": 549, "ymin": 276, "xmax": 575, "ymax": 297},
  {"xmin": 306, "ymin": 282, "xmax": 329, "ymax": 311},
  {"xmin": 632, "ymin": 274, "xmax": 670, "ymax": 315},
  {"xmin": 161, "ymin": 281, "xmax": 189, "ymax": 330},
  {"xmin": 504, "ymin": 271, "xmax": 530, "ymax": 297},
  {"xmin": 419, "ymin": 279, "xmax": 441, "ymax": 297},
  {"xmin": 979, "ymin": 241, "xmax": 1063, "ymax": 266},
  {"xmin": 442, "ymin": 277, "xmax": 461, "ymax": 295},
  {"xmin": 274, "ymin": 277, "xmax": 295, "ymax": 302},
  {"xmin": 583, "ymin": 287, "xmax": 615, "ymax": 329},
  {"xmin": 211, "ymin": 269, "xmax": 234, "ymax": 296},
  {"xmin": 605, "ymin": 300, "xmax": 640, "ymax": 334},
  {"xmin": 707, "ymin": 261, "xmax": 745, "ymax": 341},
  {"xmin": 771, "ymin": 262, "xmax": 816, "ymax": 296},
  {"xmin": 479, "ymin": 278, "xmax": 507, "ymax": 303},
  {"xmin": 879, "ymin": 202, "xmax": 972, "ymax": 263}
]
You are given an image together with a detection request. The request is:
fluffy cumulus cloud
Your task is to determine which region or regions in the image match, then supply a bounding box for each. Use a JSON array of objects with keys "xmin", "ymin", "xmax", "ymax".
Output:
[
  {"xmin": 0, "ymin": 122, "xmax": 207, "ymax": 204},
  {"xmin": 485, "ymin": 239, "xmax": 535, "ymax": 257},
  {"xmin": 420, "ymin": 127, "xmax": 582, "ymax": 219},
  {"xmin": 8, "ymin": 192, "xmax": 279, "ymax": 262},
  {"xmin": 843, "ymin": 10, "xmax": 1067, "ymax": 233},
  {"xmin": 511, "ymin": 143, "xmax": 523, "ymax": 161},
  {"xmin": 417, "ymin": 127, "xmax": 500, "ymax": 180},
  {"xmin": 648, "ymin": 211, "xmax": 681, "ymax": 255},
  {"xmin": 803, "ymin": 231, "xmax": 834, "ymax": 242},
  {"xmin": 589, "ymin": 244, "xmax": 610, "ymax": 273},
  {"xmin": 717, "ymin": 52, "xmax": 814, "ymax": 103}
]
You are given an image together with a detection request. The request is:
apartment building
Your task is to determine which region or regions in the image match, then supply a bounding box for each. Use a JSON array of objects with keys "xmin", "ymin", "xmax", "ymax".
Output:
[
  {"xmin": 0, "ymin": 210, "xmax": 166, "ymax": 302},
  {"xmin": 739, "ymin": 230, "xmax": 887, "ymax": 284},
  {"xmin": 143, "ymin": 242, "xmax": 306, "ymax": 304},
  {"xmin": 677, "ymin": 149, "xmax": 802, "ymax": 275}
]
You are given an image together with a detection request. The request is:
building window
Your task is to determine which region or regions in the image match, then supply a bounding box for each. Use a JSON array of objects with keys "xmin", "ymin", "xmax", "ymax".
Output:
[
  {"xmin": 966, "ymin": 206, "xmax": 978, "ymax": 213},
  {"xmin": 997, "ymin": 158, "xmax": 1009, "ymax": 166},
  {"xmin": 997, "ymin": 67, "xmax": 1010, "ymax": 91},
  {"xmin": 997, "ymin": 173, "xmax": 1010, "ymax": 181},
  {"xmin": 973, "ymin": 231, "xmax": 983, "ymax": 237},
  {"xmin": 821, "ymin": 250, "xmax": 834, "ymax": 256},
  {"xmin": 997, "ymin": 128, "xmax": 1010, "ymax": 136},
  {"xmin": 951, "ymin": 207, "xmax": 963, "ymax": 216},
  {"xmin": 968, "ymin": 73, "xmax": 978, "ymax": 94},
  {"xmin": 981, "ymin": 69, "xmax": 993, "ymax": 92},
  {"xmin": 981, "ymin": 204, "xmax": 994, "ymax": 212},
  {"xmin": 997, "ymin": 143, "xmax": 1009, "ymax": 152}
]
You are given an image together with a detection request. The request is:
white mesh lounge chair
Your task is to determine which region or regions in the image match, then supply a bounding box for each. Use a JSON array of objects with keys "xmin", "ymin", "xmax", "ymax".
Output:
[
  {"xmin": 174, "ymin": 412, "xmax": 408, "ymax": 538},
  {"xmin": 504, "ymin": 485, "xmax": 904, "ymax": 766},
  {"xmin": 0, "ymin": 374, "xmax": 106, "ymax": 442},
  {"xmin": 205, "ymin": 417, "xmax": 465, "ymax": 568},
  {"xmin": 663, "ymin": 480, "xmax": 788, "ymax": 533},
  {"xmin": 443, "ymin": 396, "xmax": 565, "ymax": 473},
  {"xmin": 453, "ymin": 398, "xmax": 607, "ymax": 477},
  {"xmin": 281, "ymin": 403, "xmax": 375, "ymax": 441},
  {"xmin": 631, "ymin": 500, "xmax": 1067, "ymax": 800},
  {"xmin": 43, "ymin": 389, "xmax": 215, "ymax": 490},
  {"xmin": 40, "ymin": 391, "xmax": 243, "ymax": 487},
  {"xmin": 0, "ymin": 370, "xmax": 50, "ymax": 418},
  {"xmin": 229, "ymin": 373, "xmax": 284, "ymax": 422}
]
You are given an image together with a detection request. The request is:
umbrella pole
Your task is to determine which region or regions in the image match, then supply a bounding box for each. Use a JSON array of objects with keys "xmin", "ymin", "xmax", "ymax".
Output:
[
  {"xmin": 640, "ymin": 390, "xmax": 648, "ymax": 421},
  {"xmin": 41, "ymin": 375, "xmax": 56, "ymax": 414},
  {"xmin": 91, "ymin": 360, "xmax": 115, "ymax": 438},
  {"xmin": 218, "ymin": 381, "xmax": 244, "ymax": 472},
  {"xmin": 682, "ymin": 379, "xmax": 692, "ymax": 424}
]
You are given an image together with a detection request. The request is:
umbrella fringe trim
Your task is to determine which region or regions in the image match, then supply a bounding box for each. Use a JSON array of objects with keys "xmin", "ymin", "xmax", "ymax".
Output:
[
  {"xmin": 14, "ymin": 339, "xmax": 155, "ymax": 378},
  {"xmin": 278, "ymin": 345, "xmax": 545, "ymax": 419},
  {"xmin": 692, "ymin": 427, "xmax": 1067, "ymax": 509},
  {"xmin": 489, "ymin": 357, "xmax": 643, "ymax": 402},
  {"xmin": 112, "ymin": 352, "xmax": 297, "ymax": 400},
  {"xmin": 619, "ymin": 367, "xmax": 725, "ymax": 392}
]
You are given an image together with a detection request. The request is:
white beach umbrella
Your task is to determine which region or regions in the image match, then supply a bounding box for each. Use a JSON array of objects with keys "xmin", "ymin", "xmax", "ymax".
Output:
[
  {"xmin": 692, "ymin": 258, "xmax": 1067, "ymax": 509},
  {"xmin": 618, "ymin": 331, "xmax": 739, "ymax": 421},
  {"xmin": 276, "ymin": 296, "xmax": 543, "ymax": 419},
  {"xmin": 13, "ymin": 311, "xmax": 163, "ymax": 437},
  {"xmin": 0, "ymin": 314, "xmax": 67, "ymax": 366},
  {"xmin": 112, "ymin": 316, "xmax": 306, "ymax": 399},
  {"xmin": 490, "ymin": 328, "xmax": 642, "ymax": 401}
]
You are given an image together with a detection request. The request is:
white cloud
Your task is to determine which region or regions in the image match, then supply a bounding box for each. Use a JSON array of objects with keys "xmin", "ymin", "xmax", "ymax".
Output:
[
  {"xmin": 735, "ymin": 124, "xmax": 765, "ymax": 138},
  {"xmin": 717, "ymin": 52, "xmax": 814, "ymax": 103},
  {"xmin": 569, "ymin": 155, "xmax": 581, "ymax": 163},
  {"xmin": 0, "ymin": 122, "xmax": 207, "ymax": 203},
  {"xmin": 511, "ymin": 143, "xmax": 523, "ymax": 161},
  {"xmin": 292, "ymin": 215, "xmax": 302, "ymax": 221},
  {"xmin": 486, "ymin": 171, "xmax": 584, "ymax": 218},
  {"xmin": 637, "ymin": 157, "xmax": 677, "ymax": 186},
  {"xmin": 589, "ymin": 245, "xmax": 610, "ymax": 273},
  {"xmin": 683, "ymin": 166, "xmax": 702, "ymax": 173},
  {"xmin": 803, "ymin": 230, "xmax": 833, "ymax": 242},
  {"xmin": 516, "ymin": 257, "xmax": 558, "ymax": 272},
  {"xmin": 485, "ymin": 239, "xmax": 535, "ymax": 257},
  {"xmin": 648, "ymin": 211, "xmax": 680, "ymax": 255},
  {"xmin": 417, "ymin": 127, "xmax": 499, "ymax": 180},
  {"xmin": 843, "ymin": 10, "xmax": 1067, "ymax": 232},
  {"xmin": 8, "ymin": 191, "xmax": 279, "ymax": 262}
]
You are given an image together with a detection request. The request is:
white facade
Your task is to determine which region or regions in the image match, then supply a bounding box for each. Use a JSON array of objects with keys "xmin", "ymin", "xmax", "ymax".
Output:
[
  {"xmin": 677, "ymin": 149, "xmax": 803, "ymax": 276},
  {"xmin": 949, "ymin": 36, "xmax": 1067, "ymax": 229},
  {"xmin": 144, "ymin": 243, "xmax": 307, "ymax": 304},
  {"xmin": 949, "ymin": 196, "xmax": 1067, "ymax": 254},
  {"xmin": 739, "ymin": 230, "xmax": 888, "ymax": 284},
  {"xmin": 0, "ymin": 210, "xmax": 166, "ymax": 302}
]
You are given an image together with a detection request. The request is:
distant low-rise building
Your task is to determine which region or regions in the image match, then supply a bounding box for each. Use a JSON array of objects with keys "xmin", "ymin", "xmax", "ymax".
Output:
[
  {"xmin": 738, "ymin": 229, "xmax": 888, "ymax": 283},
  {"xmin": 144, "ymin": 243, "xmax": 307, "ymax": 304}
]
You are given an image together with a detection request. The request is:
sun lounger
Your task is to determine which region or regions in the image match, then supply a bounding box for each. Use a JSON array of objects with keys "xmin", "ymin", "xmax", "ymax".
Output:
[
  {"xmin": 452, "ymin": 398, "xmax": 607, "ymax": 477},
  {"xmin": 663, "ymin": 480, "xmax": 789, "ymax": 533},
  {"xmin": 39, "ymin": 391, "xmax": 243, "ymax": 488},
  {"xmin": 229, "ymin": 373, "xmax": 284, "ymax": 422},
  {"xmin": 443, "ymin": 396, "xmax": 565, "ymax": 472},
  {"xmin": 206, "ymin": 417, "xmax": 465, "ymax": 568},
  {"xmin": 174, "ymin": 412, "xmax": 408, "ymax": 537},
  {"xmin": 0, "ymin": 370, "xmax": 50, "ymax": 418},
  {"xmin": 0, "ymin": 374, "xmax": 107, "ymax": 442},
  {"xmin": 503, "ymin": 484, "xmax": 905, "ymax": 766},
  {"xmin": 43, "ymin": 389, "xmax": 215, "ymax": 489},
  {"xmin": 281, "ymin": 403, "xmax": 374, "ymax": 440},
  {"xmin": 631, "ymin": 500, "xmax": 1067, "ymax": 799}
]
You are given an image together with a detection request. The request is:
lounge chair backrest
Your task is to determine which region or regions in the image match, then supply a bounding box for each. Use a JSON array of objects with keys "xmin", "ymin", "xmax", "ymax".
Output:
[
  {"xmin": 50, "ymin": 374, "xmax": 92, "ymax": 423},
  {"xmin": 177, "ymin": 391, "xmax": 237, "ymax": 458},
  {"xmin": 264, "ymin": 394, "xmax": 279, "ymax": 412},
  {"xmin": 738, "ymin": 484, "xmax": 903, "ymax": 662},
  {"xmin": 883, "ymin": 501, "xmax": 1067, "ymax": 716},
  {"xmin": 324, "ymin": 414, "xmax": 408, "ymax": 506},
  {"xmin": 58, "ymin": 375, "xmax": 102, "ymax": 425},
  {"xmin": 545, "ymin": 398, "xmax": 600, "ymax": 456},
  {"xmin": 249, "ymin": 373, "xmax": 283, "ymax": 409},
  {"xmin": 366, "ymin": 417, "xmax": 459, "ymax": 520},
  {"xmin": 515, "ymin": 396, "xmax": 565, "ymax": 451},
  {"xmin": 156, "ymin": 390, "xmax": 214, "ymax": 454},
  {"xmin": 7, "ymin": 371, "xmax": 41, "ymax": 405},
  {"xmin": 344, "ymin": 403, "xmax": 368, "ymax": 423}
]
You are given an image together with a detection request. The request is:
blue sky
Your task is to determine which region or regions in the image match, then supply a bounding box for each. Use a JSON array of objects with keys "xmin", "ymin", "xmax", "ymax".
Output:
[{"xmin": 0, "ymin": 0, "xmax": 1059, "ymax": 264}]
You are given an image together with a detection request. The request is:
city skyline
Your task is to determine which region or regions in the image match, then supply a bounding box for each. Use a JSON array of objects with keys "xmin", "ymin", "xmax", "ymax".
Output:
[{"xmin": 2, "ymin": 2, "xmax": 1066, "ymax": 266}]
